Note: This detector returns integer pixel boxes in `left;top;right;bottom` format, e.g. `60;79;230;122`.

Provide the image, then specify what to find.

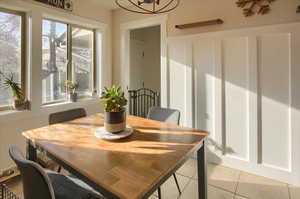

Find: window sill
0;109;30;117
0;97;101;123
41;97;100;109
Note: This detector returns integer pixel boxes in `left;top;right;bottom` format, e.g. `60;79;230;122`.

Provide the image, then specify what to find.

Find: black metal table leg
197;140;207;199
173;173;182;195
158;187;162;199
26;140;37;162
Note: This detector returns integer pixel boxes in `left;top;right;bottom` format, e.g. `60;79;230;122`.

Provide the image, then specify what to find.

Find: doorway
129;26;161;93
120;15;168;107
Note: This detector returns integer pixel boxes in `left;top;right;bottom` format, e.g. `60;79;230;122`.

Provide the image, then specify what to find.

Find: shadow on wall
167;26;299;168
206;138;236;165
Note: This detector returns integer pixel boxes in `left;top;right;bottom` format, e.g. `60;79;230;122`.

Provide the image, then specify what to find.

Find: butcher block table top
23;113;208;199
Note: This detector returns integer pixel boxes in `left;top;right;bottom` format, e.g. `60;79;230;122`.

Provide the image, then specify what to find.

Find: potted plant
0;72;28;110
101;85;127;134
66;80;79;102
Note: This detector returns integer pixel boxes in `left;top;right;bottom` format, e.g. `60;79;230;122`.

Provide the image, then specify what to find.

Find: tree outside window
42;19;95;104
0;11;22;107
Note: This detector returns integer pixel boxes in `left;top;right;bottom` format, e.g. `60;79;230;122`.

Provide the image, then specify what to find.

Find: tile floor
5;158;300;199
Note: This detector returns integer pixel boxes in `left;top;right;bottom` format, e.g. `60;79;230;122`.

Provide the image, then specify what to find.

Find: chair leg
57;166;62;173
173;173;181;195
158;187;162;199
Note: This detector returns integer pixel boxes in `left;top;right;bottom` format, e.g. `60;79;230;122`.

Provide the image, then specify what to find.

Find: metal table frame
26;139;207;199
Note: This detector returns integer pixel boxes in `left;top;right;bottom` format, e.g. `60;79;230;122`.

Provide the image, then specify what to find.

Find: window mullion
21;12;26;99
67;24;72;82
93;31;96;95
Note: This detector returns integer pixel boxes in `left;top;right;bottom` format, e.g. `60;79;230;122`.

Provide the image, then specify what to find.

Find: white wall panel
223;37;250;161
167;22;300;186
168;40;192;126
259;33;291;171
193;39;215;135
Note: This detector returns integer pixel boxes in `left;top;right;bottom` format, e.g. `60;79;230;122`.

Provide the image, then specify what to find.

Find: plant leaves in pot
66;80;79;102
101;85;128;134
0;72;27;110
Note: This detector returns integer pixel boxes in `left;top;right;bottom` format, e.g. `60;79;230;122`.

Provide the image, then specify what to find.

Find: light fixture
115;0;180;14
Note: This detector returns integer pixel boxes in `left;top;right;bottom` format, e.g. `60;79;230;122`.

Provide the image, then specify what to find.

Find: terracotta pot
104;110;126;134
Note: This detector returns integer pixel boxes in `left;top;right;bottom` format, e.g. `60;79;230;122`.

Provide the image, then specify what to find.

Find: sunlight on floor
5;158;299;199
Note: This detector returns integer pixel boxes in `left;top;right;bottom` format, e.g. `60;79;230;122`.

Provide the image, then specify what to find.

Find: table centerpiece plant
101;85;127;134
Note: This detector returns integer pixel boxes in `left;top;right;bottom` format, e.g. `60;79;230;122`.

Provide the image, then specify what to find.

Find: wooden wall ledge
175;19;224;29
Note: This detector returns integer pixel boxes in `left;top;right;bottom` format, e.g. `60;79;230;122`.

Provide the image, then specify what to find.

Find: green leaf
100;85;127;112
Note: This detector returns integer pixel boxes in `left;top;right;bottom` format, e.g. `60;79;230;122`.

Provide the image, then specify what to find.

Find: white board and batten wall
166;22;300;186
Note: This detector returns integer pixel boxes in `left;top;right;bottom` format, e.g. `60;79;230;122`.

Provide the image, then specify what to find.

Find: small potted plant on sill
66;80;79;102
101;85;127;134
0;72;28;110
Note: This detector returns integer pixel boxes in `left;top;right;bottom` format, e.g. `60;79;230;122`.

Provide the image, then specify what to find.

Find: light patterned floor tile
207;164;240;192
154;174;191;199
234;195;248;199
179;179;234;199
148;195;158;199
236;172;289;199
176;158;197;178
288;185;300;199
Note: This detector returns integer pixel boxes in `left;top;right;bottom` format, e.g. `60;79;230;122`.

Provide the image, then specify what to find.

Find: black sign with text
34;0;73;11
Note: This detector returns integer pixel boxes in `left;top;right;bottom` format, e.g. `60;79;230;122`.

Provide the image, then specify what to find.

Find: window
72;27;94;96
42;19;95;104
42;20;68;103
0;9;25;109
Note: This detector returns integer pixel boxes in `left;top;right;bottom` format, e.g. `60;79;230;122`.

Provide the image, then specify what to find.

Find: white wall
130;39;144;90
112;0;300;85
167;22;300;186
0;0;112;172
129;26;161;92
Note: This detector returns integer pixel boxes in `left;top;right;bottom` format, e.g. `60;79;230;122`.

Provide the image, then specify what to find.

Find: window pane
0;11;22;107
42;20;68;103
72;27;94;95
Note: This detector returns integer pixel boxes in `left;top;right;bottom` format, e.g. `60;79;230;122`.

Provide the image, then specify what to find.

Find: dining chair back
128;87;160;118
9;145;55;199
48;108;87;172
49;108;87;125
147;106;180;125
147;107;182;199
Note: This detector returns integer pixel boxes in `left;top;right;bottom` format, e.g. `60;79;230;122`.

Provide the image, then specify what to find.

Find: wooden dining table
22;113;209;199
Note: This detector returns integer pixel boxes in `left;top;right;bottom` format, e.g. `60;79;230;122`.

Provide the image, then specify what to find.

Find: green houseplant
66;80;79;102
101;85;127;133
0;72;28;110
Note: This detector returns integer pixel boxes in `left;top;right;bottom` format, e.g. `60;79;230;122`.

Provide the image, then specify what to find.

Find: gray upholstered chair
49;108;87;125
147;107;181;199
147;107;180;125
37;108;87;172
9;145;104;199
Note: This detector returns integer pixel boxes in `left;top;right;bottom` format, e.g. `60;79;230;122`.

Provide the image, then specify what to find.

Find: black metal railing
128;88;160;118
0;184;20;199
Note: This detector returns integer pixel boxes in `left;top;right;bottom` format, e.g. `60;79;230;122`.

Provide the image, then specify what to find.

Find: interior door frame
120;15;168;107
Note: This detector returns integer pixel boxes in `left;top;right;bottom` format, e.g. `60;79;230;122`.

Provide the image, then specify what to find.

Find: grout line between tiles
234;171;242;194
175;172;196;179
234;192;250;199
208;183;236;195
177;177;193;199
287;184;292;199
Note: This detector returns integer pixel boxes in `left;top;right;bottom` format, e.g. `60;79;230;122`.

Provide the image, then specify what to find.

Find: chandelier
115;0;180;14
